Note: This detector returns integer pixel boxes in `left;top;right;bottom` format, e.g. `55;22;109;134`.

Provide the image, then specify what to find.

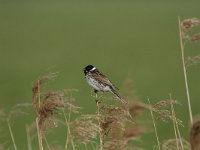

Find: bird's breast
86;76;110;92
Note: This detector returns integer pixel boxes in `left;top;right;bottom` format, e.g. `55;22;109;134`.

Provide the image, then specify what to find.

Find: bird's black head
83;65;96;75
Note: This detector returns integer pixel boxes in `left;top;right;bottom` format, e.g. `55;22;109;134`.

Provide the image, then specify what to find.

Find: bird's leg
94;90;99;104
95;93;99;104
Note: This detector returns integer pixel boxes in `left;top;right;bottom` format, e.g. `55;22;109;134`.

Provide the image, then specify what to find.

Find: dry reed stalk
169;94;184;150
7;119;17;150
169;95;180;150
163;139;191;150
178;16;193;124
63;108;75;150
25;123;37;150
65;89;78;150
44;136;51;150
35;77;43;150
6;103;32;150
152;99;183;127
95;93;103;150
170;101;184;150
102;103;143;150
147;97;161;150
26;124;32;150
36;117;43;150
32;73;79;150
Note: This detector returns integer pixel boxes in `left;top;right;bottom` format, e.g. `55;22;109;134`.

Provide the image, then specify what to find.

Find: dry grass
71;114;100;145
32;73;79;150
1;69;197;150
147;97;161;150
179;16;200;149
6;103;32;150
26;123;36;150
1;17;200;150
146;97;190;150
162;138;191;150
178;16;200;125
100;103;145;150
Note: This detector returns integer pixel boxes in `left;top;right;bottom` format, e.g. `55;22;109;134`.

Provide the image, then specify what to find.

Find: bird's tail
110;89;128;104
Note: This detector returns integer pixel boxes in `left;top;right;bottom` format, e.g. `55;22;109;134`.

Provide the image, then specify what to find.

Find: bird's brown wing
89;69;127;104
89;70;119;90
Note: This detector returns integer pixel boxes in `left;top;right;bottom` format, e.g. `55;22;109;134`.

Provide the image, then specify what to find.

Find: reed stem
178;16;193;124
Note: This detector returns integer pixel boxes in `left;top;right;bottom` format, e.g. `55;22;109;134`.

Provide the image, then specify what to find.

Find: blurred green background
1;0;200;149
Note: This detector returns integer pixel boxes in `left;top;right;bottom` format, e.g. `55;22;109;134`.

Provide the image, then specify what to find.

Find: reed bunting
83;65;127;104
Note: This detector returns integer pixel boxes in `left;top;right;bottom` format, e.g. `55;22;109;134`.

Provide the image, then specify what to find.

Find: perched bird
83;65;127;104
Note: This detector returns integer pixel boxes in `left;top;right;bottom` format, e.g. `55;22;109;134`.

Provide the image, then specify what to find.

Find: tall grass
178;16;193;124
178;16;200;125
1;17;200;150
147;97;161;150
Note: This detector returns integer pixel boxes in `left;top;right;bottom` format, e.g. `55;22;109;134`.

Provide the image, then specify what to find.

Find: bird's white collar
91;67;96;71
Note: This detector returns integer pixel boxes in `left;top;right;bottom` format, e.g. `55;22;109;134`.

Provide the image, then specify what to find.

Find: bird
83;65;127;104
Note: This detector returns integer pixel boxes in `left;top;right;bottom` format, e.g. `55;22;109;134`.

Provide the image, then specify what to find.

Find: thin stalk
178;16;193;124
37;80;41;109
169;94;184;150
95;93;103;150
147;97;161;150
35;79;43;150
169;96;179;150
171;105;184;150
170;95;184;150
176;123;184;150
26;125;32;150
44;136;51;150
63;107;75;150
7;119;18;150
36;117;43;150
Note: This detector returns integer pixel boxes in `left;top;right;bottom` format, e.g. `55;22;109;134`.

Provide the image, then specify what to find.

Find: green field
1;0;200;149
